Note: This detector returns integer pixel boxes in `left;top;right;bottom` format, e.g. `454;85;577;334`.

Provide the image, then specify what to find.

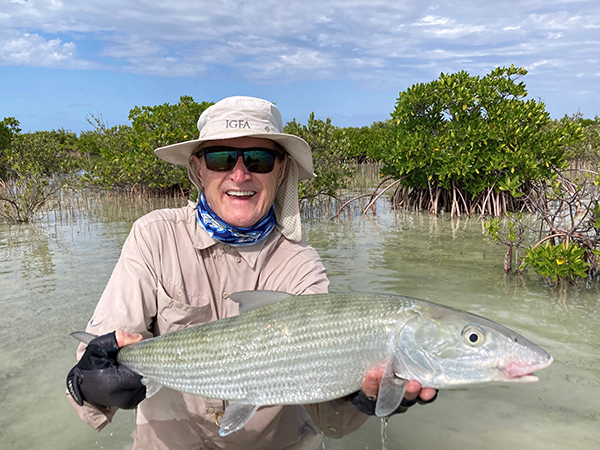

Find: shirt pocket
155;282;213;334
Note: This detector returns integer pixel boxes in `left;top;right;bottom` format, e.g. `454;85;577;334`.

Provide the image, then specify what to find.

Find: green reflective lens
204;150;237;171
203;147;283;173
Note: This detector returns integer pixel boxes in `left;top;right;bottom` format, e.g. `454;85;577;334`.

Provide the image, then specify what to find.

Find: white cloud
526;59;566;72
280;50;327;67
315;15;332;24
411;14;486;39
0;0;598;91
527;12;582;30
527;60;549;71
47;0;64;11
414;15;451;27
100;35;163;60
434;25;486;38
0;32;93;68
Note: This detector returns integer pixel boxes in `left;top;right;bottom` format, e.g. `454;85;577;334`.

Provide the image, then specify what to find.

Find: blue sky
1;0;598;134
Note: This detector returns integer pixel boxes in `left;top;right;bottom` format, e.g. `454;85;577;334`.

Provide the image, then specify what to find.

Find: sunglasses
201;146;285;173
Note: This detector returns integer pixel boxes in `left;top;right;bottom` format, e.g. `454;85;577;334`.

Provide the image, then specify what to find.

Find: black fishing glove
66;331;146;410
348;389;438;416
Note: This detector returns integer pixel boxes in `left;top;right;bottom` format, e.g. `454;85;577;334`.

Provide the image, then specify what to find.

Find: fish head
394;302;553;388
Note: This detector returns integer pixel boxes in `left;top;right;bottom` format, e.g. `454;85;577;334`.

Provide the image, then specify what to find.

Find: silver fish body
116;291;553;435
119;292;412;404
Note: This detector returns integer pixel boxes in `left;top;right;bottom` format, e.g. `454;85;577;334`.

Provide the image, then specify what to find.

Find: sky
1;0;599;134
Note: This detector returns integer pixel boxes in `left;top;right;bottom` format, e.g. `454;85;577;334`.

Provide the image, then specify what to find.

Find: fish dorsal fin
229;290;294;314
218;403;259;436
69;331;98;344
375;354;408;417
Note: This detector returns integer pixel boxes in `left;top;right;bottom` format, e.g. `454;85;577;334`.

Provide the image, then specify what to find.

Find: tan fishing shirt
67;205;368;450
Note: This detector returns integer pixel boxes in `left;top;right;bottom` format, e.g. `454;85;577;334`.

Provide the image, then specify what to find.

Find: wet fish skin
114;291;552;435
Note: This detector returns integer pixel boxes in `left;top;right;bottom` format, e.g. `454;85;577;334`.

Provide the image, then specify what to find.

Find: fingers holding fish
404;380;437;403
361;366;384;399
115;330;144;348
361;367;438;403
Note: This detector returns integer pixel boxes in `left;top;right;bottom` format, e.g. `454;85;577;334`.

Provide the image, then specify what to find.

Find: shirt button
176;288;183;296
203;438;212;446
235;257;241;263
206;406;215;414
211;252;216;258
222;291;229;299
223;245;231;252
328;427;338;433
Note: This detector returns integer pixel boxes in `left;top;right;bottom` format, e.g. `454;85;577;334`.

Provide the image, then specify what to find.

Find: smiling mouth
227;190;256;198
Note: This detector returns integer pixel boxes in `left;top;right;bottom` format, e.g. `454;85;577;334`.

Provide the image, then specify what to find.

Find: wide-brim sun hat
154;96;311;242
155;96;314;181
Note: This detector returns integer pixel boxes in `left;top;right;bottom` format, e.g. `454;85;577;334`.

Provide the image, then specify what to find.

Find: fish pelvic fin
218;403;260;436
69;331;98;344
229;290;295;314
375;354;407;417
142;379;163;398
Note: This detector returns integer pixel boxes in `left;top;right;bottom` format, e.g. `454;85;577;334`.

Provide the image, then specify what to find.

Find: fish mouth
501;356;554;382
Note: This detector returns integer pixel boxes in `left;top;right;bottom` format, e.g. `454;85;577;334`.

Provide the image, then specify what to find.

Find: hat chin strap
187;156;303;242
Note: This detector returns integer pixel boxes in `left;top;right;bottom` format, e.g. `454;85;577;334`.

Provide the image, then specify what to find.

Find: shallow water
0;196;598;449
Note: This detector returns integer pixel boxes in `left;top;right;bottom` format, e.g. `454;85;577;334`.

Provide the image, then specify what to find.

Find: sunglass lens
203;147;281;173
205;150;237;171
244;150;276;173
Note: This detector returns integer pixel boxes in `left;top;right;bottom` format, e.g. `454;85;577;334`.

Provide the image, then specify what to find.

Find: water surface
0;196;597;449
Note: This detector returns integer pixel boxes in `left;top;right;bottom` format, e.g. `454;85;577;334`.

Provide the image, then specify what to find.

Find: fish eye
462;326;485;347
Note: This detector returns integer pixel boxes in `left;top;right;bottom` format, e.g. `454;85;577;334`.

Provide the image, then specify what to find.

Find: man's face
193;137;285;228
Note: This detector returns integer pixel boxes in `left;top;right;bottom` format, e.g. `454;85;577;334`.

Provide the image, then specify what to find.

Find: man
66;96;436;449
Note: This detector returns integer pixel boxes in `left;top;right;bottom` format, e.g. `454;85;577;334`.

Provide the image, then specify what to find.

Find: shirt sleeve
66;217;159;430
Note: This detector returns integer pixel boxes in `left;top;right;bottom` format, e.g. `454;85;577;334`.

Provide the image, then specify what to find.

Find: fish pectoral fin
375;356;408;417
142;379;163;398
229;290;295;313
218;403;259;436
69;331;98;344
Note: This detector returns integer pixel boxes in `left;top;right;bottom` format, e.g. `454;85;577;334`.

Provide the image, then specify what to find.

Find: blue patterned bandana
196;193;276;247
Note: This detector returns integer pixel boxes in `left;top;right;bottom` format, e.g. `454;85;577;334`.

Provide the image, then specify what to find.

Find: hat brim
155;132;314;181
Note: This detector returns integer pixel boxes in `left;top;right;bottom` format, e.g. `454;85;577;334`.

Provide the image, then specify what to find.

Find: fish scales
118;293;416;404
102;290;553;436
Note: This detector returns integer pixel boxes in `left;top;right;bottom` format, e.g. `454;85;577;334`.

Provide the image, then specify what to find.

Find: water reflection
0;194;598;450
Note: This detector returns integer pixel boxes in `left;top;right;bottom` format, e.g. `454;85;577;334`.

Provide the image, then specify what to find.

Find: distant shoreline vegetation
2;66;600;284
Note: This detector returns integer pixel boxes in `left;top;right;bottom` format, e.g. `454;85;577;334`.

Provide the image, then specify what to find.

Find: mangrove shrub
563;115;600;166
81;96;212;194
380;66;583;216
340;120;394;162
0;121;80;222
484;171;600;284
284;113;356;200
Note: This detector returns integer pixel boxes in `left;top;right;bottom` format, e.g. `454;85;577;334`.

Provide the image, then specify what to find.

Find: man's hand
349;366;438;416
67;330;146;410
362;366;437;402
114;330;144;347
